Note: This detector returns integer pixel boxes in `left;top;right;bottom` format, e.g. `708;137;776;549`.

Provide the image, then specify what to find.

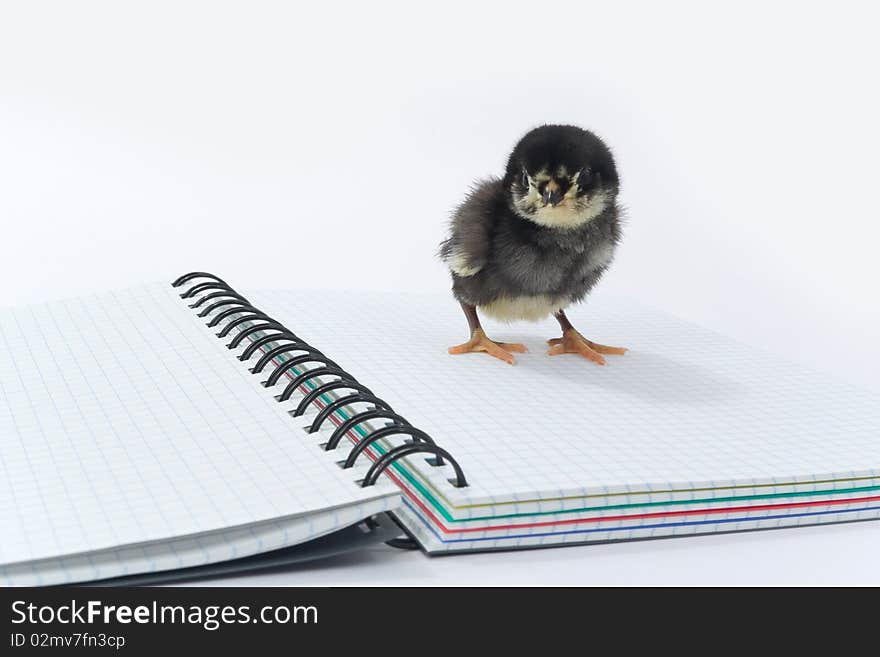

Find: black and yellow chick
439;124;626;365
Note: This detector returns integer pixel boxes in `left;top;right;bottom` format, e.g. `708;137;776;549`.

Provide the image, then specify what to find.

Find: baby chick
439;124;626;365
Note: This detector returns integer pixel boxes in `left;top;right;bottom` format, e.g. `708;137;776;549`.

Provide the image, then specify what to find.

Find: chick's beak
542;181;564;207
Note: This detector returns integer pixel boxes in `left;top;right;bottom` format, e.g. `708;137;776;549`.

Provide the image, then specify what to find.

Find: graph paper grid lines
242;287;880;551
0;283;398;583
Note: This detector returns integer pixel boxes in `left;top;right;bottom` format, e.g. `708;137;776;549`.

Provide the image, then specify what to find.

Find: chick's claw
448;328;527;365
547;329;627;366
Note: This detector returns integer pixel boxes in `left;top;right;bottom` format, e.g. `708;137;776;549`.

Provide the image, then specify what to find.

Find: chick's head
505;125;619;230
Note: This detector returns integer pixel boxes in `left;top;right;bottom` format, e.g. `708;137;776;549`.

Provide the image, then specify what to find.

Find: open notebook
2;272;879;585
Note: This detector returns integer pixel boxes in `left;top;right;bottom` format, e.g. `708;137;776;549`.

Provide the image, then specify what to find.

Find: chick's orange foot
447;328;527;365
546;328;627;366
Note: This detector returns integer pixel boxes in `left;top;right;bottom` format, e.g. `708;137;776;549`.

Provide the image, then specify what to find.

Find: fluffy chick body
440;126;623;323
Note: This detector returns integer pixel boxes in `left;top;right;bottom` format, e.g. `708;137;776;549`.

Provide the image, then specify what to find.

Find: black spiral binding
172;272;468;546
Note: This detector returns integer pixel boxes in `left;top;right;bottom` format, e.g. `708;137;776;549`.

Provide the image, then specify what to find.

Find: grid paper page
244;288;880;508
2;497;395;586
0;283;398;569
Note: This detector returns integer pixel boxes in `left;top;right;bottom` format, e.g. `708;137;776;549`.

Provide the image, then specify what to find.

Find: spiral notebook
2;272;880;585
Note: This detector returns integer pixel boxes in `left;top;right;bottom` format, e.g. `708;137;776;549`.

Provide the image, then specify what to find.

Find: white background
1;1;878;585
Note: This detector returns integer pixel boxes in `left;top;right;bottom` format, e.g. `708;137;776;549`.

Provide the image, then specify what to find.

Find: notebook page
244;288;880;506
2;497;394;586
0;283;398;568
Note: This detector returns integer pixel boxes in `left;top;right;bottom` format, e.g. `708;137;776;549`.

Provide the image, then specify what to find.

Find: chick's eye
577;169;594;188
521;172;530;188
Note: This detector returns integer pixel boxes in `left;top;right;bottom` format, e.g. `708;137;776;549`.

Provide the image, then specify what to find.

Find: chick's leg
448;302;527;365
547;309;627;366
